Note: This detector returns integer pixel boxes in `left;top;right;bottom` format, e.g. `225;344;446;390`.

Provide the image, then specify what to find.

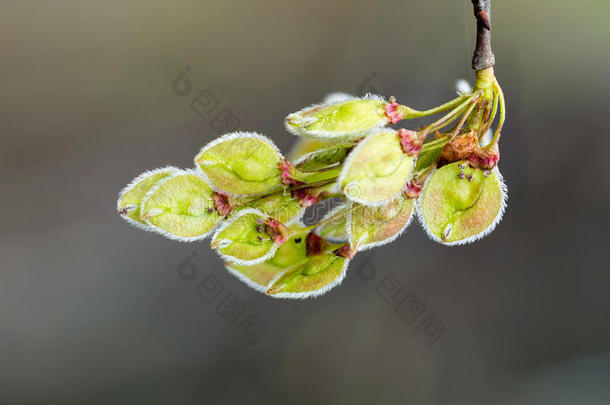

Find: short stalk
399;94;469;119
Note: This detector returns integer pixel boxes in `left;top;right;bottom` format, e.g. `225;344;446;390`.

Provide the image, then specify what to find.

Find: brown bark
471;0;495;70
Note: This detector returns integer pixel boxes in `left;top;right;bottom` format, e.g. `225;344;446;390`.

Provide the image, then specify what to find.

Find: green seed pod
337;129;416;206
211;209;285;265
117;166;178;230
348;196;415;251
314;203;349;243
140;169;221;241
293;142;353;172
243;193;304;225
418;161;507;245
285;95;388;141
266;253;349;298
194;132;283;196
225;235;308;293
286;92;354;161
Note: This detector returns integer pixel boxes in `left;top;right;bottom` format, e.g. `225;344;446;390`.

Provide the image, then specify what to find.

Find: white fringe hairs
416;166;508;246
225;265;269;294
265;258;350;300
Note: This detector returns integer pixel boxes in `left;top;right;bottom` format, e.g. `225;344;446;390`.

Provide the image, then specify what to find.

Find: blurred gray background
1;0;609;404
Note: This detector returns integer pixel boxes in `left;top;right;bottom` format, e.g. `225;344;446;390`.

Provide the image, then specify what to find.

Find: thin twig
471;0;495;70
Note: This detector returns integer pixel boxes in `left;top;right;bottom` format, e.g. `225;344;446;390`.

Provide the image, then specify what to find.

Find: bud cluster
117;68;507;298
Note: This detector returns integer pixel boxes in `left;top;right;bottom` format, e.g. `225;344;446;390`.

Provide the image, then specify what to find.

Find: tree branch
471;0;495;71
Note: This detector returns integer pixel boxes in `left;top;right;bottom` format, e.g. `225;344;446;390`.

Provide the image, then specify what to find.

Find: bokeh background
2;0;609;404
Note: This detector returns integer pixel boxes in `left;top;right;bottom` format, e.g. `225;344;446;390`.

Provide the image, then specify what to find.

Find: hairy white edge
417;166;507;246
210;208;279;266
139;168;217;242
347;198;415;251
268;258;350;299
314;201;350;243
284;94;388;141
117;166;180;232
287;101;354;161
225;265;269;294
193;131;284;198
334;128;416;207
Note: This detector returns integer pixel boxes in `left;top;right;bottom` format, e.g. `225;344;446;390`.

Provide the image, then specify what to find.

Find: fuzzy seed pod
418;161;507;245
211;209;289;265
225;234;308;293
285;95;388;141
117;166;178;230
266;253;349;299
348;196;415;251
336;129;416;206
139;169;221;241
194;132;284;196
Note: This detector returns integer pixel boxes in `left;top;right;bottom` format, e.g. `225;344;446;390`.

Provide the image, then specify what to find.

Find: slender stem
479;90;498;139
401;94;469;119
420;94;478;138
471;0;495;71
487;80;505;147
450;98;479;139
